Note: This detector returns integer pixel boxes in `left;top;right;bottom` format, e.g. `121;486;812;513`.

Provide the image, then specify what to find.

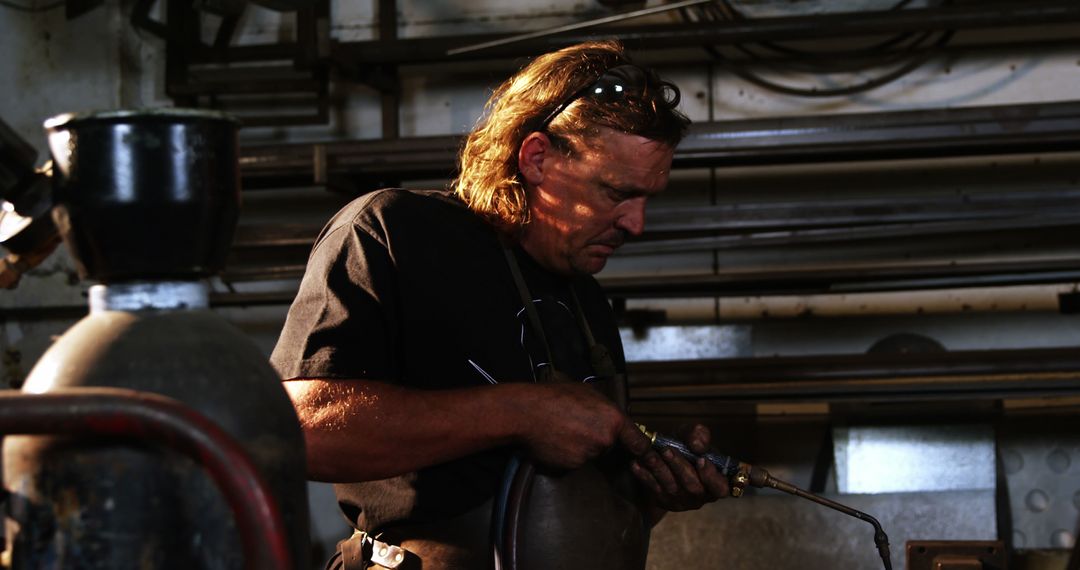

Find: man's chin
572;255;609;275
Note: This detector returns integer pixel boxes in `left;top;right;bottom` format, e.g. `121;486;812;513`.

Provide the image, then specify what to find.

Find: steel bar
644;189;1080;233
678;100;1080;167
446;0;712;56
622;216;1080;255
626;347;1080;403
240;135;460;188
239;100;1080;188
0;388;292;570
601;264;1080;298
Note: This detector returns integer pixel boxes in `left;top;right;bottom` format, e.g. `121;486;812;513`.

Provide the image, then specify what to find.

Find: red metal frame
0;387;293;570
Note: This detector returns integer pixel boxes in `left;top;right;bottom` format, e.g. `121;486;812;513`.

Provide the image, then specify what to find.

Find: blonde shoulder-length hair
452;40;689;232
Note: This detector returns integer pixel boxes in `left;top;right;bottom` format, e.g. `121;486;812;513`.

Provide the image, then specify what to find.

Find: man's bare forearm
285;379;539;482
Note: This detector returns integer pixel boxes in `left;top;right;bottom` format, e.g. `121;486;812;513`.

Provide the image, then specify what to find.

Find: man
271;40;727;570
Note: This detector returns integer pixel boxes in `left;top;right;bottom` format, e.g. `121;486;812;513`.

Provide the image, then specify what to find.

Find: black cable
698;1;944;64
705;0;938;58
733;30;941;74
0;0;64;11
709;30;954;98
688;0;955;97
744;30;925;59
716;0;926;57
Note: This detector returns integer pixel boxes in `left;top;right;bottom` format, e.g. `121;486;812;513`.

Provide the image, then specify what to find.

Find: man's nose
615;197;647;236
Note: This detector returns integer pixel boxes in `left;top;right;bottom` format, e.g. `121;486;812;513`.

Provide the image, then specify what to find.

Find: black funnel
45;109;240;282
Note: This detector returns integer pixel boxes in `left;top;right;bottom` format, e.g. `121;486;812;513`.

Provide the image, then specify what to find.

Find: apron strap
501;245;557;376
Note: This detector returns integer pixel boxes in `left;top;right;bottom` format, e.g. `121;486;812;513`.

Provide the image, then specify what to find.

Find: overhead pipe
626;347;1080;404
626;283;1080;323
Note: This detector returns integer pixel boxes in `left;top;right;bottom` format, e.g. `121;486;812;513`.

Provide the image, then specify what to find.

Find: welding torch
636;423;893;570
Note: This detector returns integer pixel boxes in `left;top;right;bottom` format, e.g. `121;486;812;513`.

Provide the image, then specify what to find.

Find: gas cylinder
2;110;310;569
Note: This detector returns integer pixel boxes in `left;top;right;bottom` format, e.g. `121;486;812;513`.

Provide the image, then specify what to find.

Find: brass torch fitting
636;423;657;444
731;470;750;497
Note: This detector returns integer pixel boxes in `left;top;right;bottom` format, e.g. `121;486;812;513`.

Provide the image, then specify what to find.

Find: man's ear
518;132;551;186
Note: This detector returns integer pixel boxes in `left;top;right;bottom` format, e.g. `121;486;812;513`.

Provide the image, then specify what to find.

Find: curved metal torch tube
761;474;892;570
638;424;892;570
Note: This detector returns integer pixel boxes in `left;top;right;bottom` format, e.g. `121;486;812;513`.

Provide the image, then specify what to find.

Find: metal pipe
601;265;1080;299
774;283;1076;316
0;388;292;570
627;348;1080;404
446;0;713;56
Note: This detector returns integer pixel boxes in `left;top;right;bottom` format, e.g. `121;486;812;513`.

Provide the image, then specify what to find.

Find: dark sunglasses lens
593;66;646;102
592;65;680;107
590;79;628;102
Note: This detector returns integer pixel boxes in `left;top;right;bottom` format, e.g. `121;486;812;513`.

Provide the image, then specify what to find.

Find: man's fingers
630;460;662;496
642;449;680;494
617;419;652;457
682;423;712;455
696;457;729;499
659;447;705;497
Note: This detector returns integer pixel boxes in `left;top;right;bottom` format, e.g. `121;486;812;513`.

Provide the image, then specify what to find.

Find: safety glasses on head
536;64;682;132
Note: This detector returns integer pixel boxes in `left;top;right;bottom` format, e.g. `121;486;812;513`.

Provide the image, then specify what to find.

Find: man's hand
625;423;729;514
515;383;630;469
514;386;729;513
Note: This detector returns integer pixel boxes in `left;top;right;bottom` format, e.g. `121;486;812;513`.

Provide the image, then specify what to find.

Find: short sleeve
269;219;400;382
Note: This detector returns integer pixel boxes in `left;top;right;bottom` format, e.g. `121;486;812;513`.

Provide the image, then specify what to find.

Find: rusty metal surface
0;387;292;570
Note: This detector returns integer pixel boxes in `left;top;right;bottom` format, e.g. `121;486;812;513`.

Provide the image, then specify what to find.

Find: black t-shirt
269;189;626;531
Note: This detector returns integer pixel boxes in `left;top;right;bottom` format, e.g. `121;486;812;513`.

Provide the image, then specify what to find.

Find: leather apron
496;246;649;570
